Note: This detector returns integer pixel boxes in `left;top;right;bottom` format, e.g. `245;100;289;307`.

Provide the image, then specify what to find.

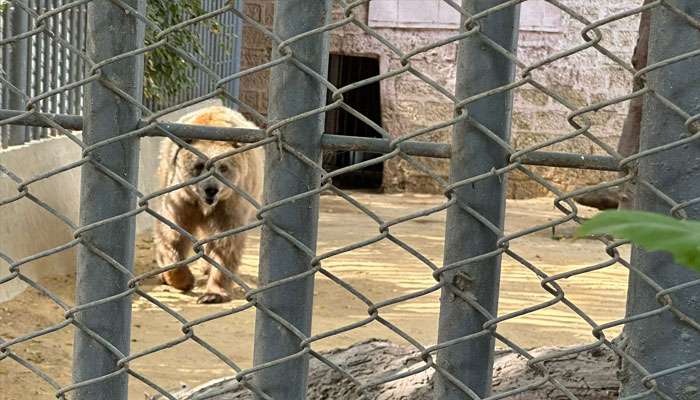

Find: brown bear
154;106;263;303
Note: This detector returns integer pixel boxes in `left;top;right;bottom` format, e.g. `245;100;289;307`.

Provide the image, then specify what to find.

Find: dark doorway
324;54;383;189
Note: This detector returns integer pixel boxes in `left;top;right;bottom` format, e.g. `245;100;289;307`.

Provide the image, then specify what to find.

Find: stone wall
509;0;641;198
237;1;641;198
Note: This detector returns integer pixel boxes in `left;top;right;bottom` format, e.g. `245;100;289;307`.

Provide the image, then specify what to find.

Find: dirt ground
0;192;630;399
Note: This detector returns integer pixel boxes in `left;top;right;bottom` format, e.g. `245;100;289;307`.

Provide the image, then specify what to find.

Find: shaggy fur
154;106;263;303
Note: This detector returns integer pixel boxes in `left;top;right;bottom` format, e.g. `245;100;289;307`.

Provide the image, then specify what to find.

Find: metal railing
1;0;699;399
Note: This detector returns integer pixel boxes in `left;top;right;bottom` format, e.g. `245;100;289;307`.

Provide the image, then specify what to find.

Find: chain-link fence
1;0;699;399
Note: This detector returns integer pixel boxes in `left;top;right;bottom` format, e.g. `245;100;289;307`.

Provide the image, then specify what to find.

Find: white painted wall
0;99;222;302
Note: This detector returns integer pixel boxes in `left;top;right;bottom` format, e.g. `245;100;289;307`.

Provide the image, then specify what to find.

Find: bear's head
173;140;249;209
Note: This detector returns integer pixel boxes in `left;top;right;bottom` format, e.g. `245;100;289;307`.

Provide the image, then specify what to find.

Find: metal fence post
72;0;145;398
8;0;28;145
251;0;330;398
435;1;519;398
620;4;700;399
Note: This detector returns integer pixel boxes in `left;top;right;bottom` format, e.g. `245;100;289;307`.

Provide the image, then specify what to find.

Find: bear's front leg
155;216;195;293
197;233;246;304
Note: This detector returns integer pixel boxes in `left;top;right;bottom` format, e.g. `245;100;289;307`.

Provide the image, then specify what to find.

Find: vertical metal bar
204;0;213;84
229;0;243;108
8;0;29;145
33;0;42;139
40;0;49;138
251;0;330;398
23;0;31;140
620;4;700;399
74;2;85;115
1;11;8;145
59;4;68;114
66;3;74;115
434;1;519;399
49;0;57;113
30;0;42;140
199;6;208;102
201;0;210;104
25;0;36;140
213;3;221;93
56;4;64;113
68;3;78;115
71;0;145;398
42;0;50;120
2;11;7;100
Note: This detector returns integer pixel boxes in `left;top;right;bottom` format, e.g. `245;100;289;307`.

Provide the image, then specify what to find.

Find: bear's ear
171;146;183;166
170;139;194;166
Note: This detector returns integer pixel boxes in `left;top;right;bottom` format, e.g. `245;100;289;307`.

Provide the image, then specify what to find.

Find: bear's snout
203;184;220;204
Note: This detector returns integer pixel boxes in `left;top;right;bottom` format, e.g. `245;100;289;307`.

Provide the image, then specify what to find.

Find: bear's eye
218;164;229;174
193;162;205;174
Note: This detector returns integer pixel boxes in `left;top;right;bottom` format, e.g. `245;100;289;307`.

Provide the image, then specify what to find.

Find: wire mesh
1;0;699;399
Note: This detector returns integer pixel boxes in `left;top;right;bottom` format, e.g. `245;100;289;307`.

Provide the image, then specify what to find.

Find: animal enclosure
1;1;700;400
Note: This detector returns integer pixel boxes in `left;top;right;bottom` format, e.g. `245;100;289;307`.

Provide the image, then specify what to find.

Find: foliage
144;0;231;103
576;210;700;273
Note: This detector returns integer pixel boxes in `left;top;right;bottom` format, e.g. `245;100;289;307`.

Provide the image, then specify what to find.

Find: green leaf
576;210;700;273
143;0;220;102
